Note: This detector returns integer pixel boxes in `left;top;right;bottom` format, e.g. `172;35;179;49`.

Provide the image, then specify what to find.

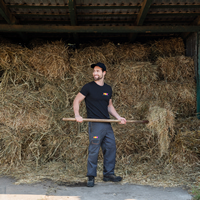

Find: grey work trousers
87;122;116;177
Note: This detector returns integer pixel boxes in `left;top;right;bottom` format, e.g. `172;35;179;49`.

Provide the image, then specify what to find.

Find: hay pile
0;38;199;187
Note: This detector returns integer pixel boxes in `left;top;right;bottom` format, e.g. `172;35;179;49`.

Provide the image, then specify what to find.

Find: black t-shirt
80;81;112;119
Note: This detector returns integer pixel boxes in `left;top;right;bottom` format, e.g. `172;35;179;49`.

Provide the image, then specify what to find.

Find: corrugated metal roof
0;0;200;43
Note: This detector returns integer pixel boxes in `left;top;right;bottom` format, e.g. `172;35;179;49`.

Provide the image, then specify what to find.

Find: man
73;62;126;187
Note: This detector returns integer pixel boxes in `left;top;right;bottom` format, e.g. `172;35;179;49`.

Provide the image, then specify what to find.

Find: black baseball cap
91;62;106;71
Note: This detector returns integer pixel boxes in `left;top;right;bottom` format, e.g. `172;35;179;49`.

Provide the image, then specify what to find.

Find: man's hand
75;115;83;123
118;117;126;124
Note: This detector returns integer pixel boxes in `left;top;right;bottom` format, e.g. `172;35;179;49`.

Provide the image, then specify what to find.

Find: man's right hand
75;115;83;123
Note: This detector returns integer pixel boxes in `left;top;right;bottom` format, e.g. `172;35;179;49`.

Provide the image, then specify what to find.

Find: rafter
182;16;200;39
130;0;153;42
68;0;79;45
68;0;77;26
15;13;200;18
0;0;28;43
135;0;153;26
0;0;16;24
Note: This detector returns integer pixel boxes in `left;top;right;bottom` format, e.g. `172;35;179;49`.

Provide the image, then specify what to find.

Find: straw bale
173;117;200;158
179;130;200;156
0;83;77;167
98;42;120;64
0;43;32;71
107;61;159;111
0;42;36;90
150;37;185;60
0;125;23;166
70;45;111;70
156;56;195;81
121;80;195;120
29;41;70;80
119;61;159;84
117;43;150;62
122;81;195;118
0;84;51;130
69;43;120;90
154;81;196;117
147;104;175;156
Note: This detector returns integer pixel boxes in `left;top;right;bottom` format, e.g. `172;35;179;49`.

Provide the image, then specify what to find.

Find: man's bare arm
108;99;126;124
73;92;85;122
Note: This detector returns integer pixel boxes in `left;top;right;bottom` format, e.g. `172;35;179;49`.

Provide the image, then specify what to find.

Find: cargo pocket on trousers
91;138;100;145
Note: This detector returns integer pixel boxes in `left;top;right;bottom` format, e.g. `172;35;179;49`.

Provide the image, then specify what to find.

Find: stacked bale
0;38;199;187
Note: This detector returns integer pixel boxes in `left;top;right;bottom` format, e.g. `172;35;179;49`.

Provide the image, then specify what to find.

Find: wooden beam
0;25;200;33
68;0;79;44
182;16;200;39
15;13;135;17
136;0;153;26
15;13;199;18
0;0;28;43
0;0;16;24
68;0;77;25
7;5;139;9
130;0;153;42
18;19;191;26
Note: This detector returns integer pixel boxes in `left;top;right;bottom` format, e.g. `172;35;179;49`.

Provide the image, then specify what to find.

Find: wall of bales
0;37;199;187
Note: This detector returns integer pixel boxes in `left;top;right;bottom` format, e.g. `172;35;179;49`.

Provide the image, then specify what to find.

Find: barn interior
0;0;200;188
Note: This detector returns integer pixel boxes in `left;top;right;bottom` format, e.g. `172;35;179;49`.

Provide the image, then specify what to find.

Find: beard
93;75;103;81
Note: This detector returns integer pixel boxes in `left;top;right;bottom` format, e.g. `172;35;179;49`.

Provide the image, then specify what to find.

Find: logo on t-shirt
103;93;108;96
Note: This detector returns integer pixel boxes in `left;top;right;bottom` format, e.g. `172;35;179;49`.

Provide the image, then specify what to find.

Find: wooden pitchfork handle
62;118;149;124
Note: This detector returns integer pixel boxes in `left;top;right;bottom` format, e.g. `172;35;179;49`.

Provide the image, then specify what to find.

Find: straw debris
147;105;175;157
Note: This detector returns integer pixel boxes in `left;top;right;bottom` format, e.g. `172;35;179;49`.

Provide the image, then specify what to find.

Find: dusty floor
0;176;193;200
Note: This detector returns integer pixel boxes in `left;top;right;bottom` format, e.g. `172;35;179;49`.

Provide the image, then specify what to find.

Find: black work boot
87;176;94;187
103;174;122;182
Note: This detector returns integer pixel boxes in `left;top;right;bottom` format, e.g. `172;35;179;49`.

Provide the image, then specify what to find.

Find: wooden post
197;32;200;119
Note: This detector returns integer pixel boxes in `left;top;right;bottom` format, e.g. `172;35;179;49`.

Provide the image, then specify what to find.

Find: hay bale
150;37;185;60
0;84;52;130
156;56;195;81
0;43;32;71
0;125;23;166
174;117;200;157
70;45;111;70
117;43;150;62
98;42;120;64
155;81;196;117
29;40;71;80
120;61;159;84
108;61;159;110
167;117;200;170
0;81;78;168
0;42;37;90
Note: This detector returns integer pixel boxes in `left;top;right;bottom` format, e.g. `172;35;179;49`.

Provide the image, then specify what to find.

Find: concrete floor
0;176;192;200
